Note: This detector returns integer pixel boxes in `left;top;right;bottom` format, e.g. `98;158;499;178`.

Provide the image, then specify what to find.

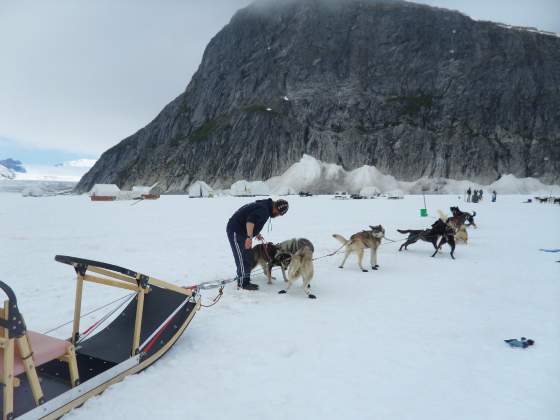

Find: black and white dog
450;206;477;228
251;243;291;284
398;218;456;259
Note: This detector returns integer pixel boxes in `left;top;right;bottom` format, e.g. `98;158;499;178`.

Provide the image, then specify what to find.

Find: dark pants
226;228;252;286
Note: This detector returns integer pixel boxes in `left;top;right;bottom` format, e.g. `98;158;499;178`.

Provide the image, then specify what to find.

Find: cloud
0;0;251;155
0;0;557;157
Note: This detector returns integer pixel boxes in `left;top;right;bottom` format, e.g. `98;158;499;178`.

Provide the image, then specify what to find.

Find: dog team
227;198;477;299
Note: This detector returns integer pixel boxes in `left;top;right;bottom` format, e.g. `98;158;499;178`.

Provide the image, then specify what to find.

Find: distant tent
387;189;404;199
89;184;120;201
230;180;270;196
188;181;214;198
132;186;152;195
359;186;381;198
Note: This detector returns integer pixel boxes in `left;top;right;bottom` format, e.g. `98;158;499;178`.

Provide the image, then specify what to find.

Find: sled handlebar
55;255;194;297
0;281;26;337
55;255;140;279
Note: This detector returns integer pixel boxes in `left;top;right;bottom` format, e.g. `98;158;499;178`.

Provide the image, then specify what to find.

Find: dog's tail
332;234;349;245
288;247;314;282
437;209;448;222
397;229;413;234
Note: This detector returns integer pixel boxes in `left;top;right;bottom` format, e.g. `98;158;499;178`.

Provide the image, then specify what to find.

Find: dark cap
275;199;289;215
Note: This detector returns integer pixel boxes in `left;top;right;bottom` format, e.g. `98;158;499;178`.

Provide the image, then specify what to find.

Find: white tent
132;186;152;195
387;189;405;199
89;184;120;198
230;180;270;196
359;186;381;198
188;181;214;198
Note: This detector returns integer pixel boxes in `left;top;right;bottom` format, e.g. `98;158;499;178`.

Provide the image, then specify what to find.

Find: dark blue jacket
227;198;273;237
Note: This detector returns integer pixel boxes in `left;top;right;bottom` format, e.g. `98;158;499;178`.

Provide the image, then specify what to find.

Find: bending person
226;198;289;290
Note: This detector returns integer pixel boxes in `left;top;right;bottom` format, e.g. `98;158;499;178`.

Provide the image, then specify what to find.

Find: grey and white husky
275;238;316;299
332;225;385;272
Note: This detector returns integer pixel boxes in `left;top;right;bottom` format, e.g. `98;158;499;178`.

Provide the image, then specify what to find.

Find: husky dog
251;242;291;284
332;225;385;272
454;225;468;243
276;238;316;299
398;214;456;259
450;206;477;228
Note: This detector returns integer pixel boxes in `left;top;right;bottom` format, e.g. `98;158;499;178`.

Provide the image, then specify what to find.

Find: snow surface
266;155;560;195
0;193;559;420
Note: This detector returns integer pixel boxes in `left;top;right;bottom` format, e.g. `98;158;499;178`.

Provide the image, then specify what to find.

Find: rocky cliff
76;0;560;192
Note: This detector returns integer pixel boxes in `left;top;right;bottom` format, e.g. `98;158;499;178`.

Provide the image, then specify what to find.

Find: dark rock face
76;0;560;192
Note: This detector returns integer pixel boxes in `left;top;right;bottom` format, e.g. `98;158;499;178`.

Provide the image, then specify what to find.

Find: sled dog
251;242;291;284
332;225;385;272
450;206;477;228
454;225;468;243
398;213;456;259
275;238;316;299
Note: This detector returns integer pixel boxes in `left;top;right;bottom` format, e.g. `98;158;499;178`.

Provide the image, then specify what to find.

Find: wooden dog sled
1;256;200;419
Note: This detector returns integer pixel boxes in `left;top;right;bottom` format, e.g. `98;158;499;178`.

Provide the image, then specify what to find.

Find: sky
0;0;558;164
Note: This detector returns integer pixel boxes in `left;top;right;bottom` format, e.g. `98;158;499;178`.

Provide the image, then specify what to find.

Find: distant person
466;187;472;202
472;190;479;203
226;198;289;290
492;190;497;202
479;189;484;201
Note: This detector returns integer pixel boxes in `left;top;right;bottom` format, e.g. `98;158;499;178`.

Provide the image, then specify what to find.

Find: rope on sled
199;286;224;308
42;292;136;335
77;293;136;343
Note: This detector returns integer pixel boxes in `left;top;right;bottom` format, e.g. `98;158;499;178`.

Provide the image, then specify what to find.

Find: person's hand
244;237;252;250
256;234;264;241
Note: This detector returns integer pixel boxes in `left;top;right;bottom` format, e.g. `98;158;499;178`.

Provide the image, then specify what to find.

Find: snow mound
265;155;560;194
22;184;46;197
267;154;345;194
359;186;381;198
230;180;270;196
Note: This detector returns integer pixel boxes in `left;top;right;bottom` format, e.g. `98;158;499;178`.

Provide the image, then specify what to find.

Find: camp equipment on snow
504;337;534;349
0;256;199;419
420;194;428;217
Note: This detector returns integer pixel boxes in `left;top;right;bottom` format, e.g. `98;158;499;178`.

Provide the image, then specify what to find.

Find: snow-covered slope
266;155;560;195
1;193;558;420
54;159;97;168
15;159;96;182
0;164;15;179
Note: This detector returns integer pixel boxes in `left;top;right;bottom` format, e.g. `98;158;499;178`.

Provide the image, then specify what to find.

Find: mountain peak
76;0;560;193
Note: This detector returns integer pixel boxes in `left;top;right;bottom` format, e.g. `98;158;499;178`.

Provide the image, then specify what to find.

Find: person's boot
240;281;259;291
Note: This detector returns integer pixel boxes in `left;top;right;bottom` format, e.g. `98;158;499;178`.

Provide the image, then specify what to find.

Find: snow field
0;193;558;420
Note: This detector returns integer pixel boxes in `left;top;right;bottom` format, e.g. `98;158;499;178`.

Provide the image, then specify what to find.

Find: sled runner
1;255;200;419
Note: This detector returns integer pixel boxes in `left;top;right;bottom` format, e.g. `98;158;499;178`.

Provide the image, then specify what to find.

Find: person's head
272;199;289;218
